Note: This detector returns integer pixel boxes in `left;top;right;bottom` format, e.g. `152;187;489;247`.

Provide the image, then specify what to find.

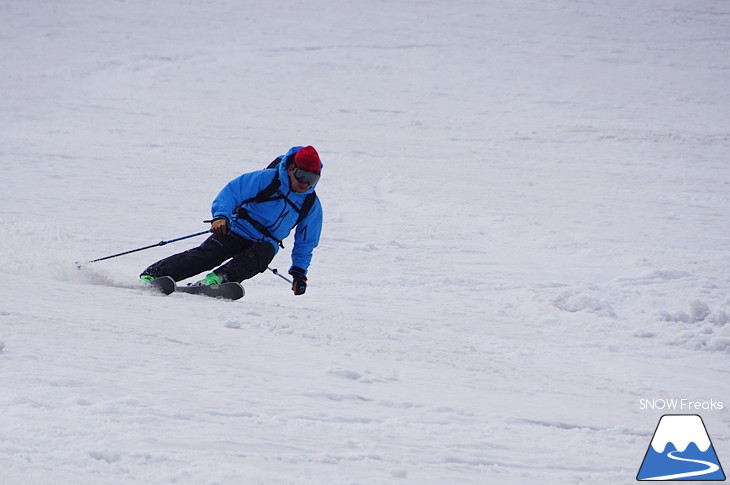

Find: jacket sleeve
290;198;322;275
211;172;265;224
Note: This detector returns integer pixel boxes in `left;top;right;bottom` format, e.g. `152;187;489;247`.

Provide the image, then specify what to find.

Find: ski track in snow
1;0;729;484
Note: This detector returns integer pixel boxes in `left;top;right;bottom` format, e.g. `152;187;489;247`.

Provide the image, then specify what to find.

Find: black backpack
234;157;318;248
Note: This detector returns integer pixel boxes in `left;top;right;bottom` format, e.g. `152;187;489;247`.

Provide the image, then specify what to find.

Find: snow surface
1;1;729;484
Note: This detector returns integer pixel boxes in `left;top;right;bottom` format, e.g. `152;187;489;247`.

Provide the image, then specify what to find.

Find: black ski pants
141;233;275;283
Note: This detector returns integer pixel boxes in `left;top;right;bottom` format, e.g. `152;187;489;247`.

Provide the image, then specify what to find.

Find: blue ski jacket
210;147;323;275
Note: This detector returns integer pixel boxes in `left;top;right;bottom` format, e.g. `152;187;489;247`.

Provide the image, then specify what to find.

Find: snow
1;0;729;483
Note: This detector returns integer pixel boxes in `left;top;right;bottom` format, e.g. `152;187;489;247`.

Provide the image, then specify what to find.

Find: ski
148;275;176;295
176;282;245;300
142;276;243;300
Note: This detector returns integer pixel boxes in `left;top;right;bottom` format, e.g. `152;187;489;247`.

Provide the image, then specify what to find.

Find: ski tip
149;276;176;295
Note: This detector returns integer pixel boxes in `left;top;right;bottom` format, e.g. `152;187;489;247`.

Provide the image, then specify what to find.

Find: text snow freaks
640;399;724;411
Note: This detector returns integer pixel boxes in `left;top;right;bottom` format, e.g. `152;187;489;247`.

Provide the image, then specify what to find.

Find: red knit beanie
293;146;321;173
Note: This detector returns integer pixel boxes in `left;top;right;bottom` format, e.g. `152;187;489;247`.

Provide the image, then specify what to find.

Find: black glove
289;267;307;295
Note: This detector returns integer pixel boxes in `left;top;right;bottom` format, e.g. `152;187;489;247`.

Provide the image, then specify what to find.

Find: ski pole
83;229;212;264
268;267;293;284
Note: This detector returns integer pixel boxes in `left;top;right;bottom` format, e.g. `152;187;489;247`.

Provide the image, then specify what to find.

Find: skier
140;145;323;296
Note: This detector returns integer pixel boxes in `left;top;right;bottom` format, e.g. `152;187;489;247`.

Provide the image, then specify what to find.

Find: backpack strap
247;171;281;204
266;156;283;169
296;192;317;226
240;156;285;204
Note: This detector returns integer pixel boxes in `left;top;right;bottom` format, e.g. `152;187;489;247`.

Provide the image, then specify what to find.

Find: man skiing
140;145;323;296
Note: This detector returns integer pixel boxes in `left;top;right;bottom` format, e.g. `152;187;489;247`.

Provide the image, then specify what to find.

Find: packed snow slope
1;1;729;484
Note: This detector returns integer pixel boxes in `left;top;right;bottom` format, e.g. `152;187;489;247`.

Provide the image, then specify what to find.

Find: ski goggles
293;167;320;186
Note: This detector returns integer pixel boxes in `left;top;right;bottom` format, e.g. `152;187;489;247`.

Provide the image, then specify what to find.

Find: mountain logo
637;414;726;481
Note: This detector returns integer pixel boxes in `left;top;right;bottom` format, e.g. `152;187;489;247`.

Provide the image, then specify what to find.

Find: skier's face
288;165;317;193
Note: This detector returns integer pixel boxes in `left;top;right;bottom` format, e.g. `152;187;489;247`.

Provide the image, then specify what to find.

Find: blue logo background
637;415;725;481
